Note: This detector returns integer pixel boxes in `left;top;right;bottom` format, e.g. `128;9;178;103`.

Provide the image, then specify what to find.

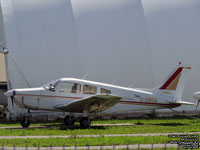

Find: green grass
0;118;199;149
102;149;177;150
92;117;200;125
104;149;177;150
0;136;180;147
0;117;200;136
0;120;61;127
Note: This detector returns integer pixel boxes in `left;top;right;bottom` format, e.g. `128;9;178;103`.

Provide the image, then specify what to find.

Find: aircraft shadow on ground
151;123;188;126
59;124;106;130
24;123;106;130
0;124;106;130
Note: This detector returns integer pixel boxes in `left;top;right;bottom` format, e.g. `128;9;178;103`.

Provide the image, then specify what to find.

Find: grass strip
103;147;177;150
117;147;177;150
0;123;200;136
1;117;199;126
0;136;180;147
0;118;200;136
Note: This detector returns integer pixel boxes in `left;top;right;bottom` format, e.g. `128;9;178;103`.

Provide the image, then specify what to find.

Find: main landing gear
80;117;91;128
64;115;91;128
64;116;75;125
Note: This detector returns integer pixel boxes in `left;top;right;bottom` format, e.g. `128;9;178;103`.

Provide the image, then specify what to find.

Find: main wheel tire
80;117;91;128
64;116;75;125
20;117;30;128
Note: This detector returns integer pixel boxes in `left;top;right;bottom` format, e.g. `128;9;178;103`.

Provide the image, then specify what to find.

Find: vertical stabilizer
153;64;191;101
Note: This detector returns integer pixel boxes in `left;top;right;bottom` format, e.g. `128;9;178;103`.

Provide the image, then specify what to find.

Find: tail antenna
82;67;95;80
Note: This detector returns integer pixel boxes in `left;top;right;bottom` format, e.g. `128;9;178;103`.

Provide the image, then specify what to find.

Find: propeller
10;96;14;107
193;92;200;112
195;100;200;112
169;91;200;121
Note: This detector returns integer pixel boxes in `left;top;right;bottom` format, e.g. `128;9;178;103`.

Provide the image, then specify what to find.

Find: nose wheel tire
64;116;75;125
20;117;30;128
80;117;91;128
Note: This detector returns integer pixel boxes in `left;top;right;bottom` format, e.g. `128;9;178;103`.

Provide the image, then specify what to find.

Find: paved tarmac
0;132;199;139
0;144;179;150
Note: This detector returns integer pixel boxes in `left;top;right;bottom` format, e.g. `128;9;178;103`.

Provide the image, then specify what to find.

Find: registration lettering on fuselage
140;97;157;103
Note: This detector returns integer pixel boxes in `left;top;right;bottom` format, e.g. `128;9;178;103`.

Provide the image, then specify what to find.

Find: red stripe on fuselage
15;94;181;108
159;67;183;90
16;94;81;99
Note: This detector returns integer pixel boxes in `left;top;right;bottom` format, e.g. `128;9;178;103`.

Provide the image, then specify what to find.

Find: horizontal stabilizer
54;94;121;113
169;101;195;105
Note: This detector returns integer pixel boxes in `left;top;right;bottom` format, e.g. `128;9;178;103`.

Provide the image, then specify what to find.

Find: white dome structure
0;0;200;117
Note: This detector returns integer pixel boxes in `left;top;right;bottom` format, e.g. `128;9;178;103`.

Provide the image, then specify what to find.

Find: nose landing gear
20;116;30;128
19;109;31;128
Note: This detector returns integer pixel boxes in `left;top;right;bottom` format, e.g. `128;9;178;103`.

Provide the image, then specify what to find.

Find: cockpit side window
59;82;81;93
83;84;97;94
101;88;111;94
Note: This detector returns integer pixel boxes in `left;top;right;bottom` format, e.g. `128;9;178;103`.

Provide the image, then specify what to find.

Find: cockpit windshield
43;80;60;90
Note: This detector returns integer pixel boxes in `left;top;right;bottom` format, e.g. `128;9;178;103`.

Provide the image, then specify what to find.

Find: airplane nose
193;92;200;100
4;90;15;97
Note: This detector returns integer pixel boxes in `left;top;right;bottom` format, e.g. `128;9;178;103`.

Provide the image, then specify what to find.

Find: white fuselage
9;78;180;114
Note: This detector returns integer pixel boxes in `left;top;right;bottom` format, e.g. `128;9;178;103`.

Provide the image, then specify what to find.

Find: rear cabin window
59;82;81;93
83;84;97;94
101;88;111;94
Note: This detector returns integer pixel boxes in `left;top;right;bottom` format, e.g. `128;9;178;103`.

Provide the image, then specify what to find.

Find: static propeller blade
10;96;14;108
195;100;200;112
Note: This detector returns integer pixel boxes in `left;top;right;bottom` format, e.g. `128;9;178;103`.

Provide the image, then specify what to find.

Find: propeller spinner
4;90;16;108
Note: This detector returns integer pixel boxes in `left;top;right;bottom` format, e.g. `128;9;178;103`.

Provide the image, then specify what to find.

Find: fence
0;143;184;150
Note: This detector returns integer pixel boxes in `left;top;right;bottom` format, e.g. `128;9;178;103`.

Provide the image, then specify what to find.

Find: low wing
54;94;121;113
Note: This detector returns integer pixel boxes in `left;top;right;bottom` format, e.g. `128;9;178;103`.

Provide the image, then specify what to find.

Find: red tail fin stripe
159;67;183;90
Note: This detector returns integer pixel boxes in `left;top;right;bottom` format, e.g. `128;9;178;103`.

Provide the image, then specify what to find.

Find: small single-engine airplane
4;64;194;128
